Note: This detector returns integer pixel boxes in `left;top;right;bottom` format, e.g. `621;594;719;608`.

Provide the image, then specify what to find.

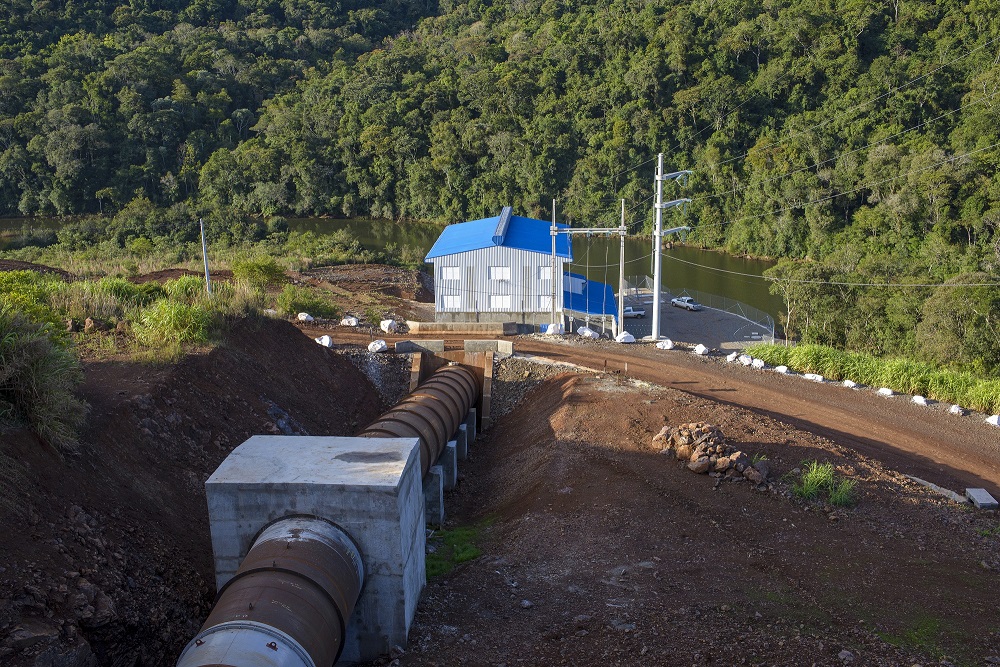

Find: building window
488;266;510;281
489;294;511;310
441;266;460;281
539;294;553;310
442;294;460;309
538;266;552;281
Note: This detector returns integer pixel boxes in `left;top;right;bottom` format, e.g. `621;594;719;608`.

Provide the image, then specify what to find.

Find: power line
664;254;1000;288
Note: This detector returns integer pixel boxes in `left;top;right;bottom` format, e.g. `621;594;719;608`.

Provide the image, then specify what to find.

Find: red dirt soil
376;370;1000;667
0;318;387;666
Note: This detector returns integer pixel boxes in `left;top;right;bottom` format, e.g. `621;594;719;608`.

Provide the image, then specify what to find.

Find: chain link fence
624;276;778;343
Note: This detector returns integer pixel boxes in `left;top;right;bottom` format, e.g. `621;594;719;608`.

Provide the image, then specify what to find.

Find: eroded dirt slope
0;318;387;666
386;371;1000;667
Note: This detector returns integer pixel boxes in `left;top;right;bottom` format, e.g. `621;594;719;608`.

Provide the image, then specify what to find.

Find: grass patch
231;255;287;288
134;300;216;346
0;308;87;451
876;616;946;656
425;524;485;579
276;285;341;319
746;342;1000;414
792;461;857;506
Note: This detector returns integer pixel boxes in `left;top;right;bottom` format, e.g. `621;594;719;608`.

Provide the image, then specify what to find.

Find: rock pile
652;422;770;484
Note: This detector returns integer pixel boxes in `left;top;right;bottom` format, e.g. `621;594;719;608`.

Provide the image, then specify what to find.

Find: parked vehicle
622;306;646;318
670;296;702;311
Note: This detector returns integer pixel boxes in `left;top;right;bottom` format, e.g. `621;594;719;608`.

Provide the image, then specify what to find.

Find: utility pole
550;198;557;329
649;154;692;340
200;218;212;295
618;199;626;337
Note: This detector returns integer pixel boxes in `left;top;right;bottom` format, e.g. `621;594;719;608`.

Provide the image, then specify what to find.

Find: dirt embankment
386;367;1000;667
0;318;388;666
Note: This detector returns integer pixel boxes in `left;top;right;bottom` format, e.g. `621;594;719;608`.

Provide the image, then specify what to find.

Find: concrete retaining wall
407;321;517;335
395;340;446;353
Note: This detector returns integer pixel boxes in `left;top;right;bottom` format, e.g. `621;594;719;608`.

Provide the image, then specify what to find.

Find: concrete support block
205;436;425;663
967;488;999;509
462;339;514;356
395;339;445;353
465;409;477;445
455;424;468;461
439;441;458;491
423;465;445;526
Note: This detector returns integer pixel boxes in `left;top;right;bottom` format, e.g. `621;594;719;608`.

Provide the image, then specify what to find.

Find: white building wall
430;247;567;321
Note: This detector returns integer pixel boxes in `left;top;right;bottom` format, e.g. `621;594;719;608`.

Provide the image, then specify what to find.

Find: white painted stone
986;415;1000;427
726;352;739;362
738;354;753;366
368;339;388;353
803;373;824;382
380;319;399;333
205;436;425;663
774;365;789;374
656;339;674;350
949;404;966;416
615;331;635;344
912;395;928;406
693;344;709;356
577;326;599;339
751;358;766;370
543;323;564;335
842;379;858;389
877;387;894;397
297;312;314;322
314;334;333;347
340;316;359;326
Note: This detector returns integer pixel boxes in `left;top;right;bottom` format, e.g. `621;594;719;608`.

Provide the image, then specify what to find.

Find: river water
0;216;785;320
287;218;786;320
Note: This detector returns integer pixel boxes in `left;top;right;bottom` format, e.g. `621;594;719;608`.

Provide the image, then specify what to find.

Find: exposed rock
688;457;712;474
752;460;771;480
652;426;672;450
6;619;59;650
743;466;764;485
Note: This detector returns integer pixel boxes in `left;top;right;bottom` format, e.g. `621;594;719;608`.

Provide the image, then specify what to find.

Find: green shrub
793;461;857;507
841;351;882;386
164;275;207;303
275;285;340;319
0;270;61;327
793;461;835;500
878;358;935;396
134;300;215;346
962;380;1000;415
828;479;858;507
789;344;844;379
0;308;87;451
746;343;791;367
231;256;286;288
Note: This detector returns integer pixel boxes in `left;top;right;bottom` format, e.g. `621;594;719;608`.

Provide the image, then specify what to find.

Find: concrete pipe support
177;517;364;667
358;364;479;477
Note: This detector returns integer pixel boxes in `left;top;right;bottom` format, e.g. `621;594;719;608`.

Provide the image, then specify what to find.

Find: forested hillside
2;0;1000;368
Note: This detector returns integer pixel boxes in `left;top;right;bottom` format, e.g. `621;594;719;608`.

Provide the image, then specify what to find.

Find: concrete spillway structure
185;362;483;666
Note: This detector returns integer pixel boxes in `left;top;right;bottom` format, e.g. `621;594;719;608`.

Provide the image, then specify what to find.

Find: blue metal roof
564;272;618;317
425;207;573;260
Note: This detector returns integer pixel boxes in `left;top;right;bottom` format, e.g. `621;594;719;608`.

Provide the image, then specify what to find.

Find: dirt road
318;327;1000;495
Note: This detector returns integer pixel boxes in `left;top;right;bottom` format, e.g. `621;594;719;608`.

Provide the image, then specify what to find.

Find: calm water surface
288;218;785;319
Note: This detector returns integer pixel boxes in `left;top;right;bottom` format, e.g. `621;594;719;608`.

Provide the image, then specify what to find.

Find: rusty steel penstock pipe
358;364;479;477
176;517;364;667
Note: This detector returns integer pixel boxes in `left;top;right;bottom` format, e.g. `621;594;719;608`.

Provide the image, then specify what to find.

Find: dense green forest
2;0;999;370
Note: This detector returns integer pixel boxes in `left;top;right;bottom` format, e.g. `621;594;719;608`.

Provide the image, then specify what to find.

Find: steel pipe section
177;517;364;667
358;364;479;477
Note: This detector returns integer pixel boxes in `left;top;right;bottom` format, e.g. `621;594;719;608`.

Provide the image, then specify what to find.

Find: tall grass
276;285;340;319
134;300;216;346
747;343;1000;414
0;308;87;451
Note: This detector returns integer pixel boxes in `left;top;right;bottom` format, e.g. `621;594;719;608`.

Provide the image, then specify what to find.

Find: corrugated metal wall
430;247;567;317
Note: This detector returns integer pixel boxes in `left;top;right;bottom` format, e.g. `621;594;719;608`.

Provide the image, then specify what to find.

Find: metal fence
624;276;778;343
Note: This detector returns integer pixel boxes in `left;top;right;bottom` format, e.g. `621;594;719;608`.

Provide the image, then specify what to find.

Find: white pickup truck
622;306;646;318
